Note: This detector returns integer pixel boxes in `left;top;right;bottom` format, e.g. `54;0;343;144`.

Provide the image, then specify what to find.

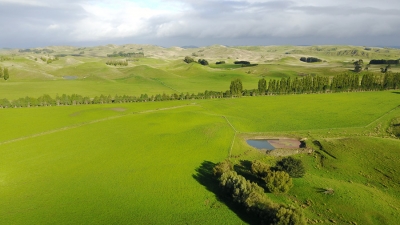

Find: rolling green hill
0;44;399;224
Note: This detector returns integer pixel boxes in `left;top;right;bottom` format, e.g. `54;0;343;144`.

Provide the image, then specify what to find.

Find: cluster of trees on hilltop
184;57;256;67
183;56;209;66
36;56;59;64
213;158;306;224
107;52;144;58
106;60;128;66
300;57;322;63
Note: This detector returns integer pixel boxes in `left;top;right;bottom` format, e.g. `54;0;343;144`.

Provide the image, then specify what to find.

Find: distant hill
181;45;199;49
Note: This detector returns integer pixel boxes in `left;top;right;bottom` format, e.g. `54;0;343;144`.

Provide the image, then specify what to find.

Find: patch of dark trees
300;57;322;63
234;61;251;65
202;157;307;225
216;61;226;64
198;59;209;65
234;61;258;67
107;52;144;58
369;59;399;65
18;48;54;54
106;60;128;66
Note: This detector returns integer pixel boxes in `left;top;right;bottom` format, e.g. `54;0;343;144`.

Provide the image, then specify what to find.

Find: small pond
63;76;78;80
246;139;276;150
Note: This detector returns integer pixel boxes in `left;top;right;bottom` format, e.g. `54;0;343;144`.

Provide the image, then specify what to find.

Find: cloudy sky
1;0;400;48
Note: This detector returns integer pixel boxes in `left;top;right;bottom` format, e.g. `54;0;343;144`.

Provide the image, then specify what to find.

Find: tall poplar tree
258;78;266;95
3;67;9;80
230;79;243;97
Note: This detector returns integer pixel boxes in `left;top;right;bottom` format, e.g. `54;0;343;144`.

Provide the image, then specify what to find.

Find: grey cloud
1;0;400;48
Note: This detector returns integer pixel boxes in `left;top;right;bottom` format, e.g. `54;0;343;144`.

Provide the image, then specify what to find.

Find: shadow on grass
392;92;400;94
192;161;258;225
314;187;335;195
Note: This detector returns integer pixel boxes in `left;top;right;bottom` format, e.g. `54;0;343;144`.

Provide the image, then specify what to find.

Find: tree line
107;52;144;58
106;60;129;66
369;59;399;65
0;66;9;81
1;72;399;108
256;72;399;95
0;91;229;108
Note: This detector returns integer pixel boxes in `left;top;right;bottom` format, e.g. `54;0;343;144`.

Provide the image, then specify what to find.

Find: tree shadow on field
192;161;258;225
391;92;400;94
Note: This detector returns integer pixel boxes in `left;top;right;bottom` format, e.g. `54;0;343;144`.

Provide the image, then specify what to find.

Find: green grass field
0;45;399;224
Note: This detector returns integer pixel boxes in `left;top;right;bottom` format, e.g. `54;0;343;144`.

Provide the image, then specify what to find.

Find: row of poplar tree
255;72;400;96
0;66;10;81
0;72;399;108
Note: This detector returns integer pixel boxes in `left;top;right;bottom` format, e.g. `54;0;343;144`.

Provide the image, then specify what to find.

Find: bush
276;157;305;178
184;56;195;63
273;205;306;225
213;160;233;177
264;171;293;193
216;61;225;64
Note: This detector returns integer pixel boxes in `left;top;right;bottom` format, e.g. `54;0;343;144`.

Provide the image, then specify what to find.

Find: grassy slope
201;91;400;132
0;104;241;224
0;91;399;224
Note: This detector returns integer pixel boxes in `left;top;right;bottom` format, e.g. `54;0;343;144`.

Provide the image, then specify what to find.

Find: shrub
198;59;209;65
273;204;306;225
184;56;195;63
264;171;293;193
213;160;233;177
276;157;305;178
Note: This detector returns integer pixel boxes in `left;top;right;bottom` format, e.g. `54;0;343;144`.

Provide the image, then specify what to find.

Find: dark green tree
258;78;267;95
276;157;305;178
198;59;209;65
354;59;363;72
264;170;293;193
3;68;9;80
